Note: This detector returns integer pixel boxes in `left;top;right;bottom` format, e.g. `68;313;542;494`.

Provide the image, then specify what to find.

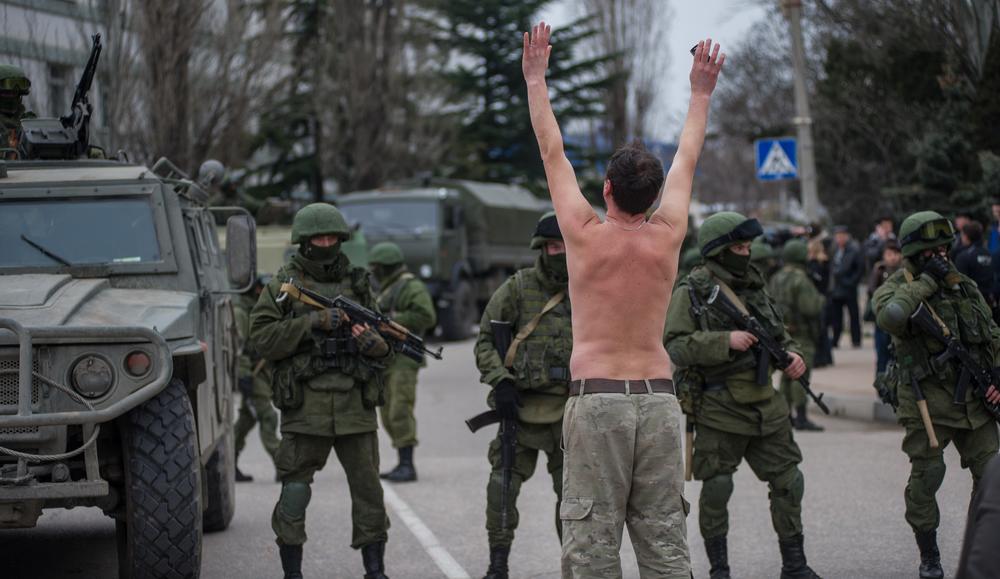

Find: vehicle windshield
340;200;438;235
0;197;161;268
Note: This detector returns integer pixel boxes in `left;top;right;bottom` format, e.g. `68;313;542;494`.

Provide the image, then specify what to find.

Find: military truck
339;179;551;340
0;156;253;578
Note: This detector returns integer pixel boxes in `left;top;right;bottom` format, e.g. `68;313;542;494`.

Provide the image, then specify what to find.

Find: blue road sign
755;138;798;181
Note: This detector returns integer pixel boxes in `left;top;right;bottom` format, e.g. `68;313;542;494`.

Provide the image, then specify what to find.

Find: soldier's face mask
0;95;22;115
302;241;341;263
541;251;568;282
718;247;752;276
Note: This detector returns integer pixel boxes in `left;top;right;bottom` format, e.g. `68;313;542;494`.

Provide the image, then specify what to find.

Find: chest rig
508;268;572;394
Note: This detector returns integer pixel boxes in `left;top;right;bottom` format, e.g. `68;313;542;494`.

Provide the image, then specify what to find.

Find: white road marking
381;482;471;579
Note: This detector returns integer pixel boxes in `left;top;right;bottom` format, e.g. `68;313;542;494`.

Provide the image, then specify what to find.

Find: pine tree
431;0;614;186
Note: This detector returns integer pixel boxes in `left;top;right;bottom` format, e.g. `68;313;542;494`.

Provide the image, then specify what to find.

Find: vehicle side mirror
226;214;257;290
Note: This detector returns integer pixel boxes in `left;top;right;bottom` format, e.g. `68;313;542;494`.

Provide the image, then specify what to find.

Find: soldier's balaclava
534;213;567;283
301;238;341;264
718;246;752;276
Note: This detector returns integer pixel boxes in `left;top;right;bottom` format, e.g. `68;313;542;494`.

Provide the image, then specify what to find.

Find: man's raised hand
690;38;725;97
522;22;552;85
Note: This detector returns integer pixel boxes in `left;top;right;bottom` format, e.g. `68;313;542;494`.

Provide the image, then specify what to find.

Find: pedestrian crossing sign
755;138;798;181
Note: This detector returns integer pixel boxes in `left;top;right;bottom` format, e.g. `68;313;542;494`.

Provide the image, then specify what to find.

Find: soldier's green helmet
697;211;764;257
530;211;563;249
0;64;31;96
750;238;775;262
198;159;225;187
899;211;954;258
782;239;809;265
291;203;351;244
369;242;405;266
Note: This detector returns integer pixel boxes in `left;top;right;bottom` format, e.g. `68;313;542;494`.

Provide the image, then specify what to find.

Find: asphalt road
0;338;981;578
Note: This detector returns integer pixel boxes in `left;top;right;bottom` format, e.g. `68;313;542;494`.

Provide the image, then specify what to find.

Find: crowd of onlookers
759;205;1000;379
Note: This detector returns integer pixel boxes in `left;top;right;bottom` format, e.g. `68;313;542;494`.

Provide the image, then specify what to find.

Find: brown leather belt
568;378;675;396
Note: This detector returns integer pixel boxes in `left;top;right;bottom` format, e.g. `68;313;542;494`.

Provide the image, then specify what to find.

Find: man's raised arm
652;39;725;236
523;23;596;235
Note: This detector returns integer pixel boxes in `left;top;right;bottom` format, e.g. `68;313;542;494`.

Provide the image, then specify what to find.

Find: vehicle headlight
71;355;114;398
419;264;433;279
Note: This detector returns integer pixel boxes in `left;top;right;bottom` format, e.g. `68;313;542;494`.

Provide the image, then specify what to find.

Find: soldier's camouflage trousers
272;431;389;549
486;420;563;548
560;392;690;579
234;390;280;462
693;421;804;540
902;421;999;532
379;365;419;448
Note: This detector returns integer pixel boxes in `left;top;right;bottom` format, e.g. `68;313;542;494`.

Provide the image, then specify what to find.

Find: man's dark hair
963;221;984;245
605;140;664;215
884;239;901;253
957;211;975;220
876;215;893;226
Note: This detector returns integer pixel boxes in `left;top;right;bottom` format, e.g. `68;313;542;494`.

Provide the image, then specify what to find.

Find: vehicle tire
439;279;476;340
201;422;235;532
116;378;202;579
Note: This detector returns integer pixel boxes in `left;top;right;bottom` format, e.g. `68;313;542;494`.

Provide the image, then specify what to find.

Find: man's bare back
522;22;725;381
568;219;678;379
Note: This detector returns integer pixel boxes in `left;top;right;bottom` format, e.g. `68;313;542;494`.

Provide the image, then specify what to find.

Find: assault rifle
909;303;1000;420
706;284;831;415
465;320;517;531
18;34;102;160
277;281;443;364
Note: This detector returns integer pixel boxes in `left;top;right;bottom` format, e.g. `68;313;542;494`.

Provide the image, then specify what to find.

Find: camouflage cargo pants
560;391;690;579
902;421;999;532
378;365;418;448
692;422;804;540
234;387;280;462
272;431;389;549
486;420;563;548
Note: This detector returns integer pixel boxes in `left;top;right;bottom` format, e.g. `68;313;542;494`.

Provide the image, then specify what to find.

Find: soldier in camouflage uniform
369;242;437;483
0;64;33;156
250;203;393;579
664;212;820;579
751;237;781;280
769;239;826;431
677;247;703;286
872;211;1000;579
233;274;281;481
474;212;571;579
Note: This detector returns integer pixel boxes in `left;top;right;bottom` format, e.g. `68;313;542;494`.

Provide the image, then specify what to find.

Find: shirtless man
522;23;725;578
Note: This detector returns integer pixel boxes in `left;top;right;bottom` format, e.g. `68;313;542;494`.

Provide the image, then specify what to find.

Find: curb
822;392;897;424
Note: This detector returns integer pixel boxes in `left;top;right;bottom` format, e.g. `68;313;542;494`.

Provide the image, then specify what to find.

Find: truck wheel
116;378;202;579
440;280;476;340
202;422;235;532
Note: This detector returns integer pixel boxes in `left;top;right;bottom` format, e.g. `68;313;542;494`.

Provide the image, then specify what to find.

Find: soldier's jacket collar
290;251;350;283
703;259;765;290
378;266;409;289
534;256;567;293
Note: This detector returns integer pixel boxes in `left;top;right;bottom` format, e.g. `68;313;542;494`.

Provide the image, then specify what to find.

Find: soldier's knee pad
279;482;312;519
701;474;734;504
769;468;804;502
910;458;946;495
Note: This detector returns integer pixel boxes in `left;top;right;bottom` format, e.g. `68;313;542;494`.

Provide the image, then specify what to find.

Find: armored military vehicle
0;156;253;578
339;179;551;340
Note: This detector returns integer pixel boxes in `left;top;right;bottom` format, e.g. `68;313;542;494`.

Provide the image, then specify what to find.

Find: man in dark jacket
827;226;864;348
955;222;994;305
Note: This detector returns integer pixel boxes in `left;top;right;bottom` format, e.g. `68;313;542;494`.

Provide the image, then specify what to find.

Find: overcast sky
539;0;770;140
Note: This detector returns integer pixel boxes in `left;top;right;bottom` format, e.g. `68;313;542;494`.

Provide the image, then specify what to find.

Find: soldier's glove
494;379;522;421
310;307;345;331
355;326;390;358
921;255;951;283
237;376;253;398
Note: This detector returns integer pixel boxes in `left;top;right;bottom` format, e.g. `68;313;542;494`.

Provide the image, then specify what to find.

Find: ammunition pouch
272;363;305;411
321;336;359;369
673;368;704;415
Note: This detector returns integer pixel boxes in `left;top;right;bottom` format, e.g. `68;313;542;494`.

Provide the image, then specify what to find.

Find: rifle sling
710;275;752;317
504;290;566;368
902;270;951;338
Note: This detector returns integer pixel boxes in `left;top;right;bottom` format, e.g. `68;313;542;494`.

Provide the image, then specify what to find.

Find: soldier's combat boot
778;534;821;579
483;545;510;579
380;446;417;482
235;466;253;482
362;541;389;579
914;530;944;579
794;406;824;432
278;543;303;579
704;535;731;579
